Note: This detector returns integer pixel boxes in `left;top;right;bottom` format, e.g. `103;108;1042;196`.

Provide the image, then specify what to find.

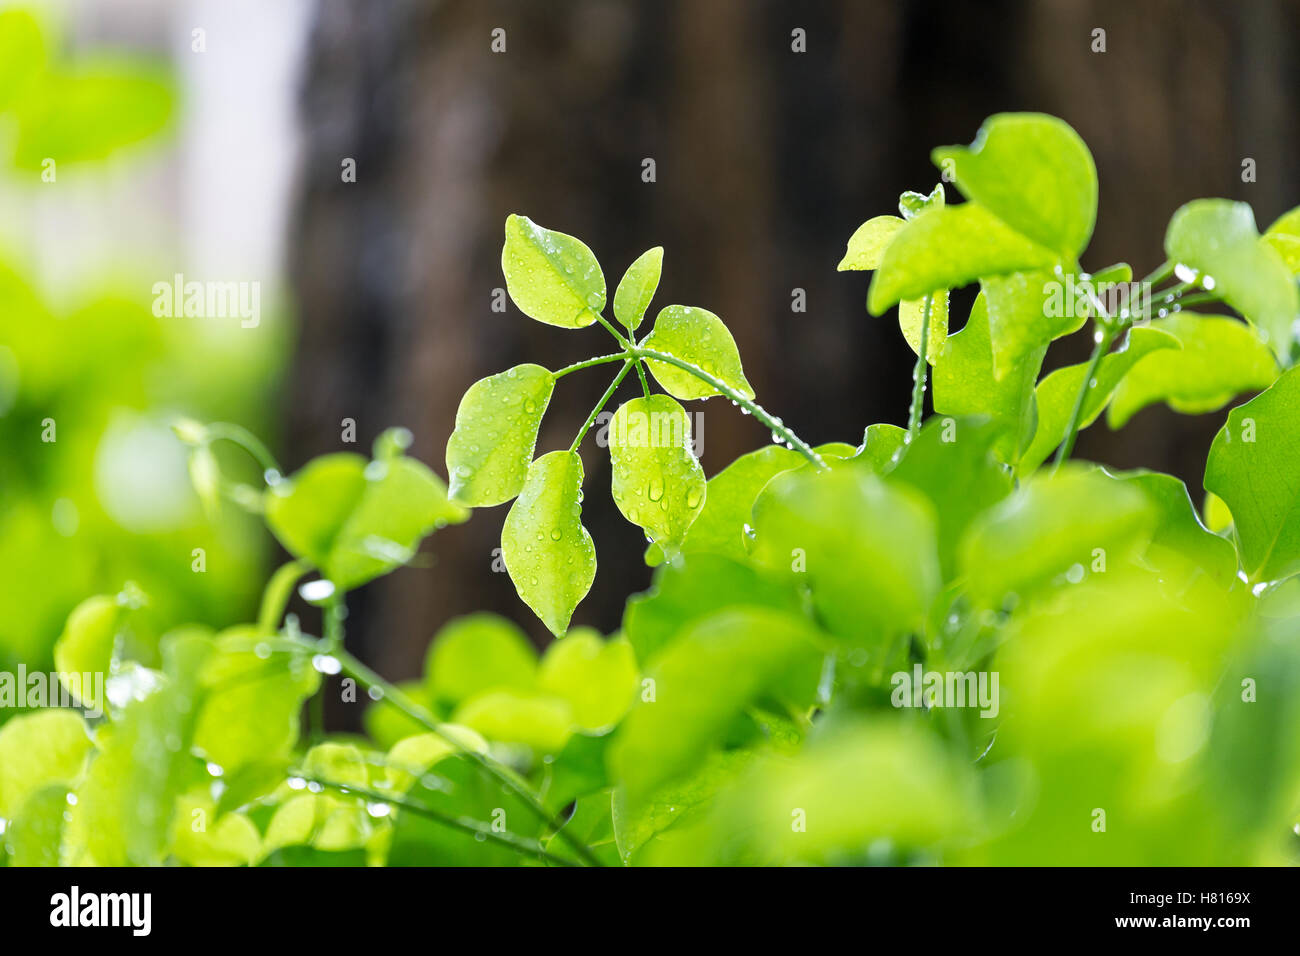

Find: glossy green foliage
266;447;468;591
446;364;554;506
933;112;1098;260
501;215;605;328
613;247;663;332
502;451;597;636
608;395;706;551
1019;326;1181;473
640;306;754;400
1107;314;1278;427
1205;366;1300;582
1165;200;1298;360
15;113;1300;869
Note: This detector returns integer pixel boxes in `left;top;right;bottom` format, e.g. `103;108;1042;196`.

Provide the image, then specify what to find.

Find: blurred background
3;0;1299;729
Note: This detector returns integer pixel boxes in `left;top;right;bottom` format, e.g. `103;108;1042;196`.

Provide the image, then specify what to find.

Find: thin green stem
257;560;307;635
553;351;632;379
596;315;633;349
321;643;602;867
1139;260;1174;288
206;422;282;477
632;346;828;471
634;357;652;399
1051;325;1114;472
570;361;633;453
906;294;933;440
299;775;578;867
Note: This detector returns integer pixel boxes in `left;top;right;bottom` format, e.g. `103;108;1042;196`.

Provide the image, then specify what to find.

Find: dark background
280;0;1300;697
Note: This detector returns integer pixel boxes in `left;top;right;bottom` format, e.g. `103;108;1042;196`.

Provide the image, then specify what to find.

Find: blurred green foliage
0;8;284;678
3;103;1300;869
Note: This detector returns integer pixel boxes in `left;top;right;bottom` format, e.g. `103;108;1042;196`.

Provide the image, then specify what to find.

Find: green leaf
5;785;70;867
265;454;368;568
327;456;468;590
1164;199;1299;360
500;214;605;329
446;364;555;507
63;633;212;866
1204;365;1300;582
658;445;804;562
958;466;1156;606
502;451;597;636
611;750;755;864
1105;468;1238;586
613;247;663;332
608;607;824;805
854;423;909;471
837;215;904;271
932;293;1042;462
982;269;1086;380
1107;314;1280;428
0;710;91;818
1020;326;1181;473
169;790;262;866
640;306;754;400
899;290;949;364
53;594;120;712
546;789;621;866
751;464;941;645
424;613;537;708
933;112;1098;259
538;629;639;731
608;395;706;550
1263;205;1300;274
13;61;175;168
453;689;574;753
624;553;803;666
193;627;321;772
266;452;468;590
884;417;1015;578
388;755;541;866
868;202;1058;314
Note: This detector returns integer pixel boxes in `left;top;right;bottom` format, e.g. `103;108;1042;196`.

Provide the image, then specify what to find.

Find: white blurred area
3;0;313;301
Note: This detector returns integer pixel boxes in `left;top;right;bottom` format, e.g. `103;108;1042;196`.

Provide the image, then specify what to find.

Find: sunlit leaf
933;112;1098;259
446;364;555;507
1164;199;1298;360
1204;365;1300;583
424;613;537;708
501;451;597;636
613;247;663;332
501;214;605;329
608;395;706;550
1107;314;1279;428
1020;326;1181;473
640;306;754;400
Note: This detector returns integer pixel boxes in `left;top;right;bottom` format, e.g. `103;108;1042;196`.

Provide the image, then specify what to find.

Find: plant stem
569;361;633;452
907;294;933;440
321;643;602;867
634;357;652;398
206;422;282;477
299;775;579;867
632;346;828;471
595;315;633;349
257;560;307;635
553;351;631;379
1051;325;1114;472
